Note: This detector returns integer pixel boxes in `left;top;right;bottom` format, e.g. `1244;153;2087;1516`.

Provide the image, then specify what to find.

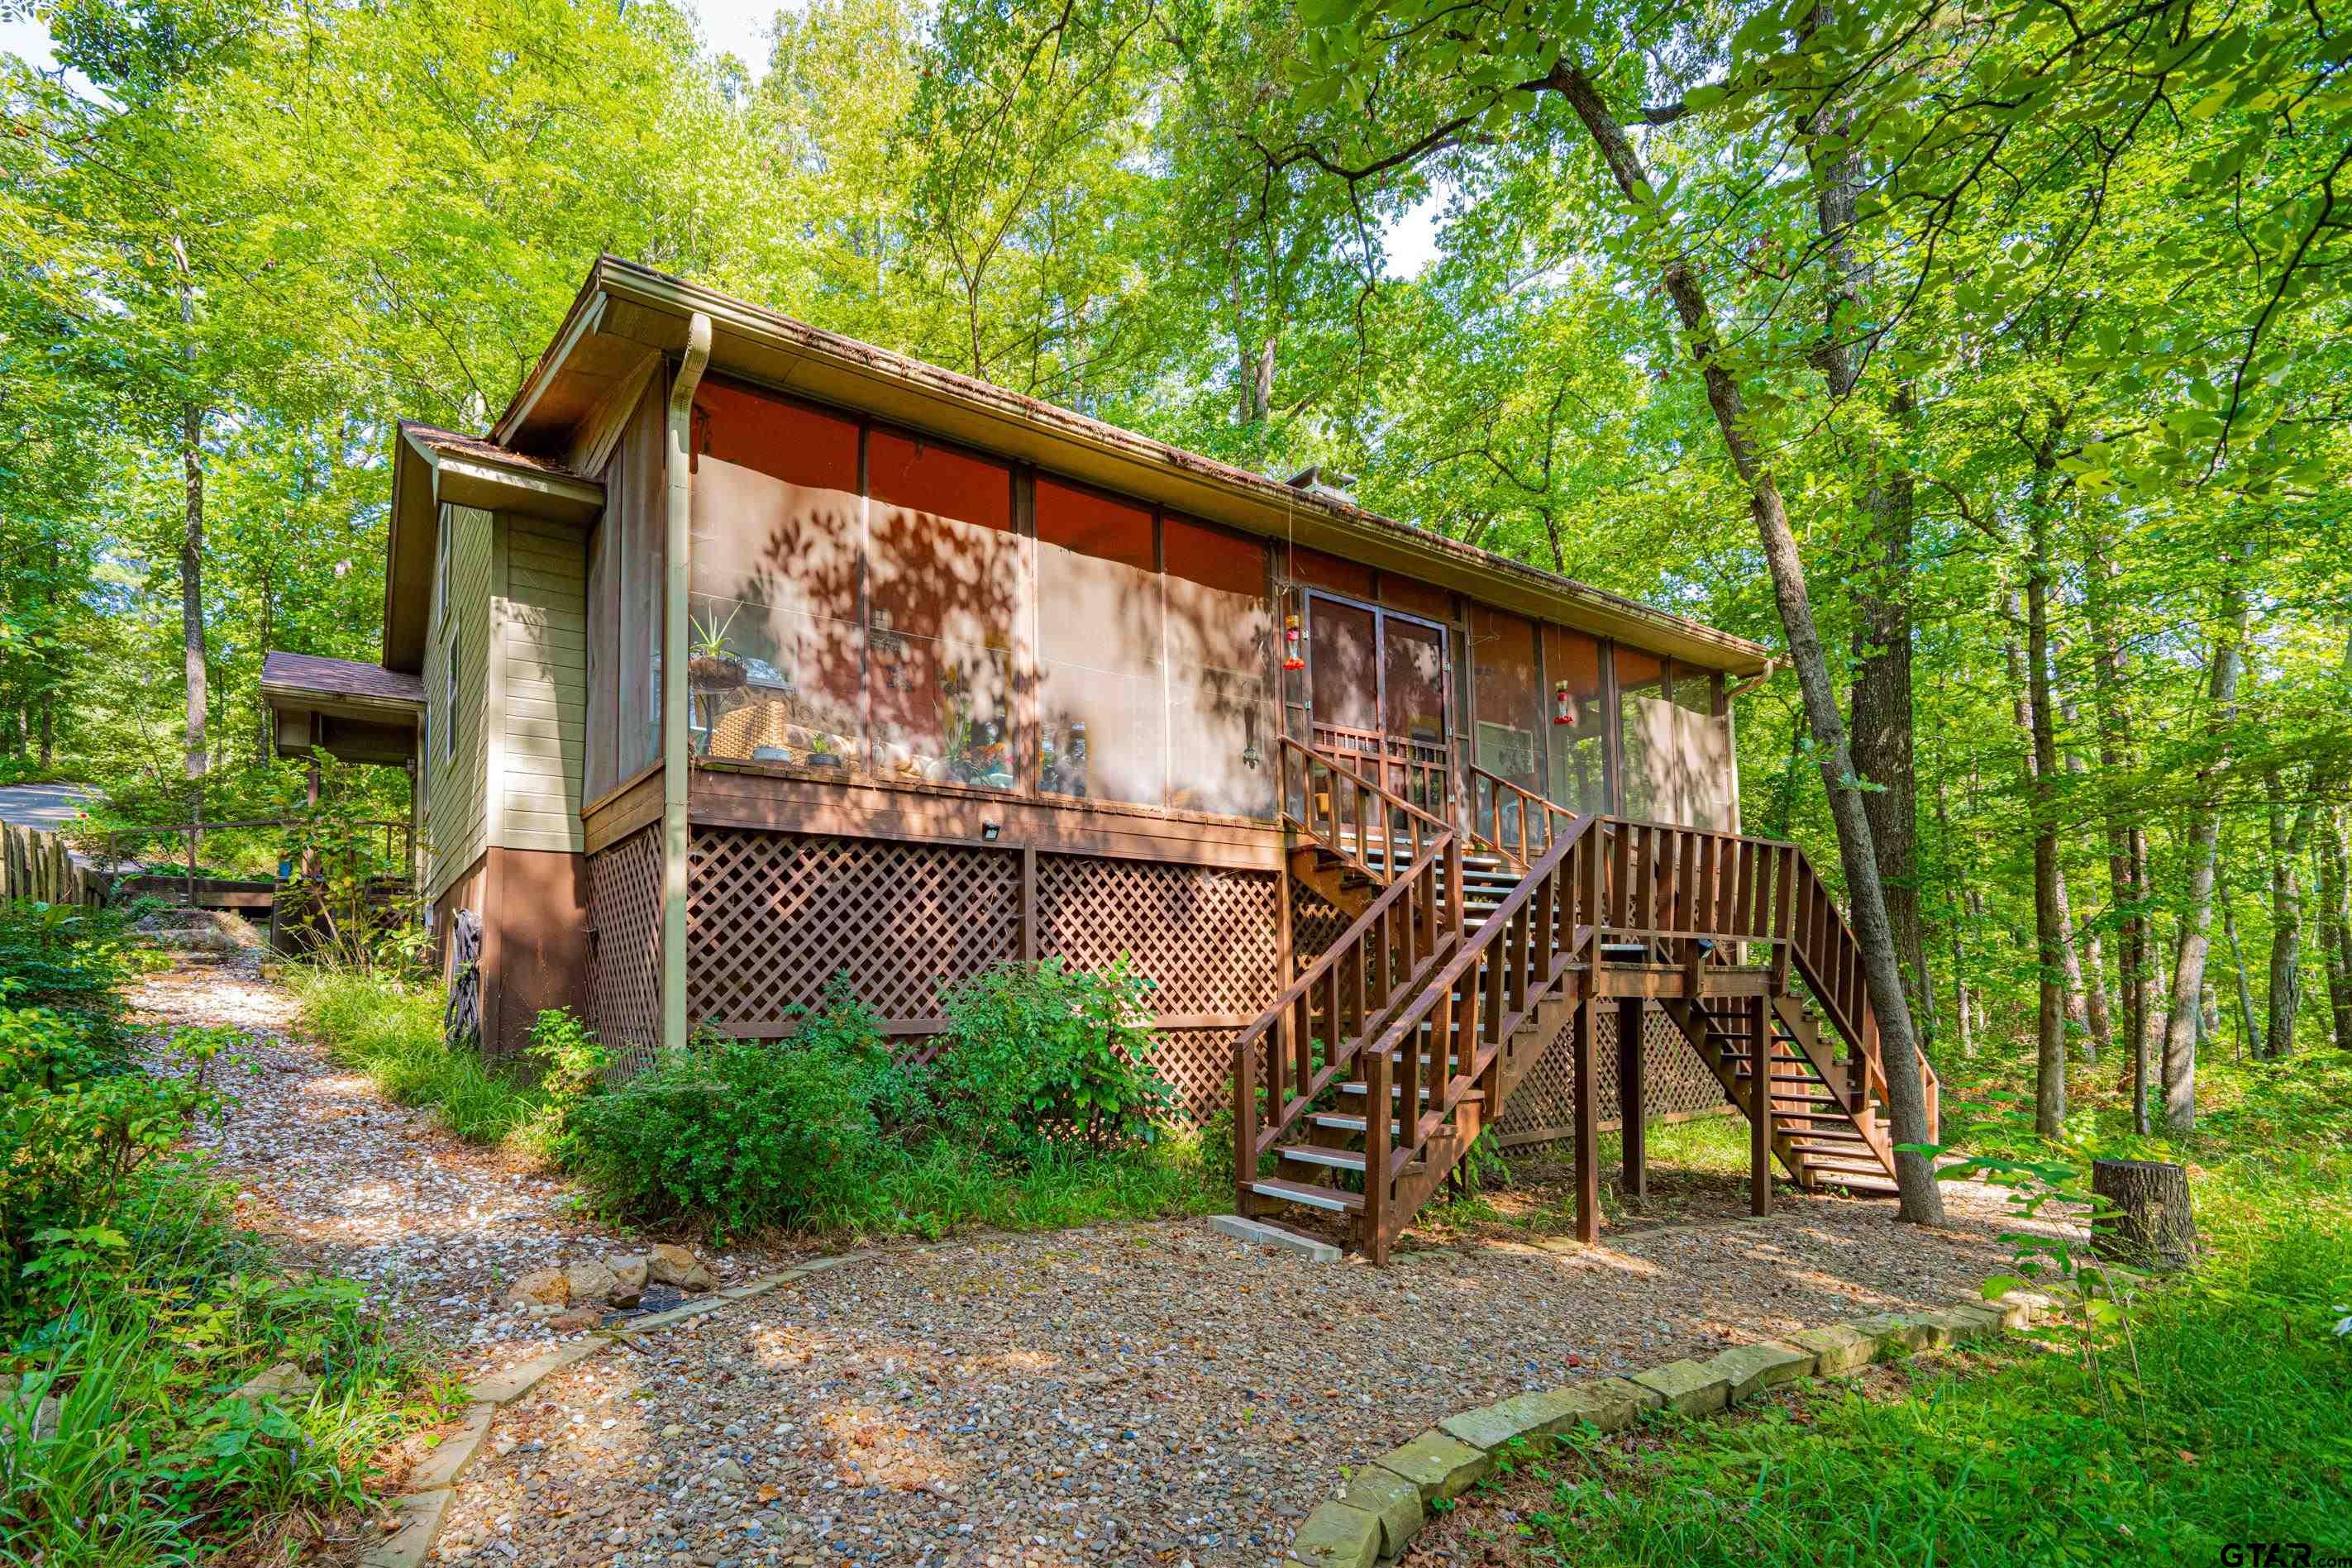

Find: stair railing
1232;831;1458;1208
1359;816;1601;1242
1463;763;1582;868
1278;736;1453;898
1594;817;1939;1139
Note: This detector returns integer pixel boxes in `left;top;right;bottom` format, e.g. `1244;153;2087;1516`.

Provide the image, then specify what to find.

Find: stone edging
357;1252;869;1568
1281;1288;2068;1568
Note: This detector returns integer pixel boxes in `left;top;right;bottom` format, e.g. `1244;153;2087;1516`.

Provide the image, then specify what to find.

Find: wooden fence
0;819;102;906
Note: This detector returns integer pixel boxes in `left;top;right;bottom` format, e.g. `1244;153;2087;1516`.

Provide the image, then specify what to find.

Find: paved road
0;782;97;832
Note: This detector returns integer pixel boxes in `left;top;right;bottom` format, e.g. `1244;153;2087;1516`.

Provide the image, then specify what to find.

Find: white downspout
662;313;712;1053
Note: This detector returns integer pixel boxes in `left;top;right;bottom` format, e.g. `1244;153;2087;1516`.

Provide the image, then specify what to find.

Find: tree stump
2090;1158;2197;1272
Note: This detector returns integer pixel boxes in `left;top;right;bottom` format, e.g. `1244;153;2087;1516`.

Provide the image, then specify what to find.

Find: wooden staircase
1231;741;1936;1261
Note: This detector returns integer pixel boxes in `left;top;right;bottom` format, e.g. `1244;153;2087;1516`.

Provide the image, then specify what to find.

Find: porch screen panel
1615;646;1668;820
687;380;865;769
1542;624;1609;816
1037;479;1163;808
866;431;1020;791
582;515;616;803
1164;516;1273;819
613;383;667;784
1470;604;1540;793
1382;617;1447;817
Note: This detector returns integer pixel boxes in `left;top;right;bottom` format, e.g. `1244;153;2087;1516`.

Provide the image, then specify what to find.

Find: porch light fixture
1282;613;1305;671
980;820;1001;842
1553;680;1579;726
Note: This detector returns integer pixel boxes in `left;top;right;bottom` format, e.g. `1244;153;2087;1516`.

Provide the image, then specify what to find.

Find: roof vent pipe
1285;465;1359;505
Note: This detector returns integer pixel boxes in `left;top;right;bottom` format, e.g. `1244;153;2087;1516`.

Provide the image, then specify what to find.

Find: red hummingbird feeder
1282;613;1305;672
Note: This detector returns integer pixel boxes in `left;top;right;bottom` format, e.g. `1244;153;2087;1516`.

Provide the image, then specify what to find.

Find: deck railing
1278;736;1454;900
1463;762;1582;868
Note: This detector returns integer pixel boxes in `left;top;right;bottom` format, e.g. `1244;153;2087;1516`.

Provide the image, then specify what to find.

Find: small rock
504;1268;570;1309
647;1243;715;1292
608;1254;649;1306
547;1306;604;1332
713;1457;747;1482
565;1260;619;1303
230;1361;317;1404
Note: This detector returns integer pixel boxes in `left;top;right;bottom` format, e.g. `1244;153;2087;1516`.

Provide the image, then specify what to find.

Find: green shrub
556;978;899;1237
930;958;1173;1154
545;965;1208;1239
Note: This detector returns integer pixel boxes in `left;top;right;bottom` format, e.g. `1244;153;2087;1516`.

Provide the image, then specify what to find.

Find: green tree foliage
1;0;2345;1130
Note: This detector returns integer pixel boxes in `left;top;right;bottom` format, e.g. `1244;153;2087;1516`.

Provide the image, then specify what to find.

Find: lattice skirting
678;827;1281;1119
588;827;664;1075
1496;1003;1734;1146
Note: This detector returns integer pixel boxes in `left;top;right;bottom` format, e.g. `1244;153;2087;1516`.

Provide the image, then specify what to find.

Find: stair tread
1279;1146;1367;1172
1249;1178;1365;1214
1338;1082;1484;1102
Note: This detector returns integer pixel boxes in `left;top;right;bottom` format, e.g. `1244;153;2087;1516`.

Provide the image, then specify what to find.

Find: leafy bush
555;977;899;1237
929;959;1172;1154
546;965;1205;1238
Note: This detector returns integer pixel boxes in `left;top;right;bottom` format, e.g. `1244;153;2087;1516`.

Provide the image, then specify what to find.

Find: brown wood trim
689;763;1285;870
583;760;663;822
585;770;664;855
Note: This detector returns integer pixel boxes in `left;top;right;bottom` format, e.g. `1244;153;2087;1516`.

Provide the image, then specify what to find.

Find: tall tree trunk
2059;694;2114;1062
2161;554;2255;1133
2321;807;2352;1051
1555;62;1944;1223
2023;510;2068;1135
2084;519;2155;1124
2264;771;2316;1060
1935;774;1973;1056
1801;79;1932;1042
174;244;208;827
2224;889;2258;1060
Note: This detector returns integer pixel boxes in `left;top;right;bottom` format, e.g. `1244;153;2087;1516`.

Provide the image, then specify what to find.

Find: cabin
264;256;1930;1261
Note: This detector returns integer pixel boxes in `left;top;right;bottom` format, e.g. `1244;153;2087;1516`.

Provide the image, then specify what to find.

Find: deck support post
660;312;713;1055
1618;996;1646;1200
1749;995;1772;1217
1574;993;1600;1243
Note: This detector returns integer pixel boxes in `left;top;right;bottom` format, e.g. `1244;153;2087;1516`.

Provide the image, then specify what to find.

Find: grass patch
1482;1053;2352;1565
290;966;551;1151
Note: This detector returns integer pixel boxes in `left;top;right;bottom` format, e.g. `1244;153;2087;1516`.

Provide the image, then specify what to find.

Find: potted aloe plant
687;606;746;693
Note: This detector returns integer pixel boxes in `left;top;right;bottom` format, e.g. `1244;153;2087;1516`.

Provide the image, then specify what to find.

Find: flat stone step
1249;1177;1364;1214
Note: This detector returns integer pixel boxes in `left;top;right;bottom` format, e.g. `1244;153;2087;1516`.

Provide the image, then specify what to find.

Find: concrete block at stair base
406;1404;494;1492
1998;1288;2061;1324
1339;1467;1424;1557
1930;1303;2006;1341
1788;1323;1877;1376
1629;1359;1730;1418
1706;1341;1816;1403
1590;1375;1666;1418
1845;1312;1941;1355
358;1486;451;1568
1372;1429;1492;1502
1285;1500;1384;1568
464;1337;601;1407
1209;1213;1341;1262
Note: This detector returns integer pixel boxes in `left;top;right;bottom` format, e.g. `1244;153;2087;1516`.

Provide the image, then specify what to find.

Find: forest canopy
2;0;2346;1140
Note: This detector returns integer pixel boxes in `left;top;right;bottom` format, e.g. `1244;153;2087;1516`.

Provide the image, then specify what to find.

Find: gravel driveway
436;1184;2049;1568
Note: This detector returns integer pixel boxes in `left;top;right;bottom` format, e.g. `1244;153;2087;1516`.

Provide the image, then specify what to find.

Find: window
1615;646;1667;819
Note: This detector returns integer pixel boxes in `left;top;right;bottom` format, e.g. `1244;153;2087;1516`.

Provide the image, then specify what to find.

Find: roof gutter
661;314;713;1054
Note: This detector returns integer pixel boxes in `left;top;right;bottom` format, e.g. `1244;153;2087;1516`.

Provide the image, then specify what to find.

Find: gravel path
437;1187;2057;1568
132;956;2064;1568
133;957;782;1379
